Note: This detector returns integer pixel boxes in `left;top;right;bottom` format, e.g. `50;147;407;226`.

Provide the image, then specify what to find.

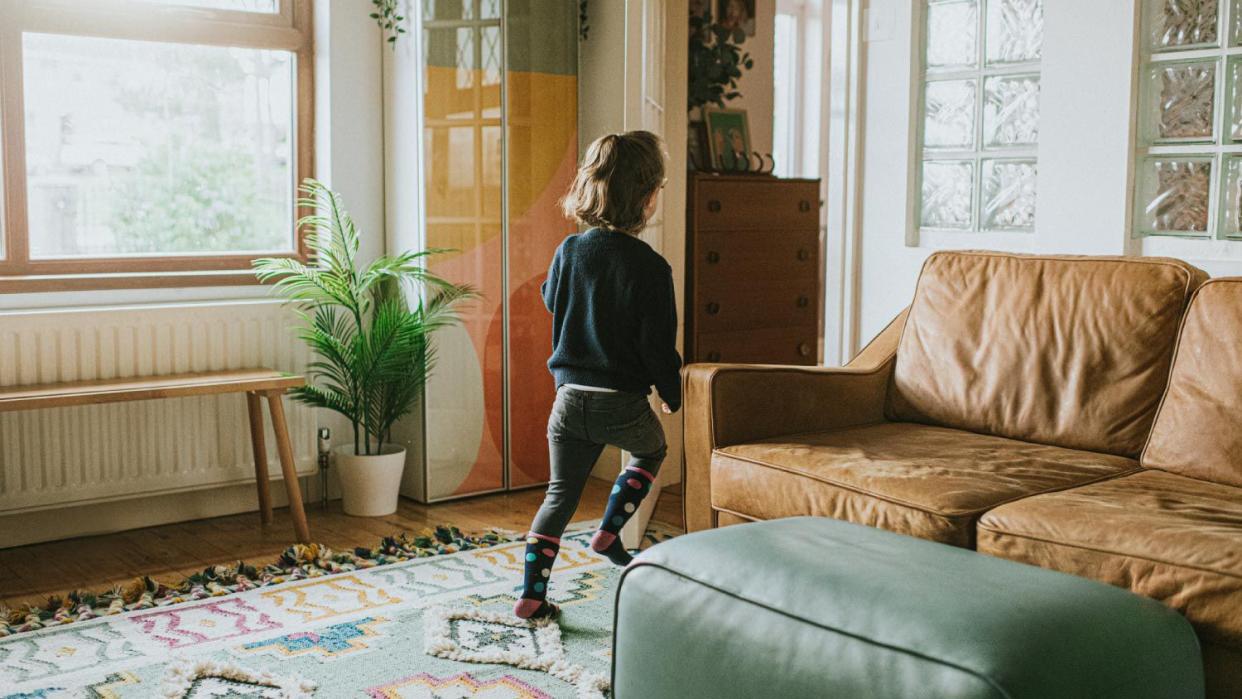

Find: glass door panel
420;0;577;498
505;1;578;488
423;3;505;499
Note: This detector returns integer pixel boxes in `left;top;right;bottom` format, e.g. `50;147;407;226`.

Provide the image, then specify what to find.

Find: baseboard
0;475;332;549
1;467;665;548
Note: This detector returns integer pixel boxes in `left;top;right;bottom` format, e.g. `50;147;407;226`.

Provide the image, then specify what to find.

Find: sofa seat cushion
978;469;1242;652
711;421;1138;548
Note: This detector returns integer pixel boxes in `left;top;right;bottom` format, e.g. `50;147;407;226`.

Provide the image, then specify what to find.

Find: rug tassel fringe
161;657;316;698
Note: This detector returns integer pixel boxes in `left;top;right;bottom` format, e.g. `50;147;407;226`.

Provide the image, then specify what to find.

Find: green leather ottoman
613;517;1203;698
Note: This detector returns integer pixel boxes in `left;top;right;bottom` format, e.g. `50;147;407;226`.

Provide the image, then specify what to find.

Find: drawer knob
797;295;810;308
798;342;813;357
706;302;721;315
798;200;811;213
707;251;721;264
708;200;722;212
707;350;721;362
797;248;811;261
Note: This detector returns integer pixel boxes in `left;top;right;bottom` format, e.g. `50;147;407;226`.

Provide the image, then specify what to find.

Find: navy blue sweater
541;228;683;412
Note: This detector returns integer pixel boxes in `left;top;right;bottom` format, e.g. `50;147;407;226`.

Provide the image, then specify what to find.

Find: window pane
1138;156;1213;236
985;0;1042;66
981;158;1037;230
141;0;279;13
1227;56;1242;141
23;33;295;258
921;160;975;229
772;12;797;176
1144;60;1218;143
926;0;977;71
982;74;1041;148
1220;154;1242;238
923;79;977;149
1148;0;1219;51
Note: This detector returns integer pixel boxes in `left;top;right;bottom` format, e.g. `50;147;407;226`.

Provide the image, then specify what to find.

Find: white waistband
563;383;619;393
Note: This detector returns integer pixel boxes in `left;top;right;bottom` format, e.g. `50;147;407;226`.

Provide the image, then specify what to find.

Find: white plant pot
334;444;407;517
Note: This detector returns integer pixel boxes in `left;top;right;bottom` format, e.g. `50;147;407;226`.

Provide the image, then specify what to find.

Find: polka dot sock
590;466;655;566
514;532;560;619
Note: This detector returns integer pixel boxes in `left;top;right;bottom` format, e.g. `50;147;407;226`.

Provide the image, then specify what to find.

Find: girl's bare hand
661;402;672;414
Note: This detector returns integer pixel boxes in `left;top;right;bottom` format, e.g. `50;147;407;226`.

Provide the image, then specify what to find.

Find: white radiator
0;300;317;517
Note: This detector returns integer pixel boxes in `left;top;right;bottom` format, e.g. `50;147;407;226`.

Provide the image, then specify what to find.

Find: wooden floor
0;479;683;611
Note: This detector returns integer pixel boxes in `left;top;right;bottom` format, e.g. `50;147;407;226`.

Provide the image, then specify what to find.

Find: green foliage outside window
110;142;286;254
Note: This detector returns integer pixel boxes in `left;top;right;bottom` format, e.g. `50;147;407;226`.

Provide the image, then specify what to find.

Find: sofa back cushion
887;251;1206;457
1143;279;1242;486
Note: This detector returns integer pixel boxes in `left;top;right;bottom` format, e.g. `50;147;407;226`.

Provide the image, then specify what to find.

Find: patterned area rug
0;523;675;698
2;527;514;639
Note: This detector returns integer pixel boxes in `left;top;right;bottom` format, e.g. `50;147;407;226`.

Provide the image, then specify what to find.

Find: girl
514;130;682;620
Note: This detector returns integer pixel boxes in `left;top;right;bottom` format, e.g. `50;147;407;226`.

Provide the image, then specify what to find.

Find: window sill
0;270;264;294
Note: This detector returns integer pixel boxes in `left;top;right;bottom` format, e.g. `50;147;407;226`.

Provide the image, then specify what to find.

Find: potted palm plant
255;179;474;516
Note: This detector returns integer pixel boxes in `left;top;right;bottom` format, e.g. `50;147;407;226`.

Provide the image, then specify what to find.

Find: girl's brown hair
561;130;665;235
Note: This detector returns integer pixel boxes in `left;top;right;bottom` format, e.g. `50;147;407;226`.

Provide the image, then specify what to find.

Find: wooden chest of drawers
685;173;822;366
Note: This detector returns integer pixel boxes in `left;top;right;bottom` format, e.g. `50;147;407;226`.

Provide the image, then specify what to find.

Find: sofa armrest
681;309;907;532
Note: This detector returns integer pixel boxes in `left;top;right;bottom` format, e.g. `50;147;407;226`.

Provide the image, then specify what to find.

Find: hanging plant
688;6;753;111
579;0;590;41
371;0;408;47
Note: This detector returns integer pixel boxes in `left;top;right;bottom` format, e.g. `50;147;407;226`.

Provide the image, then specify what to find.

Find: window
915;0;1043;235
1135;0;1242;239
772;0;823;179
0;0;312;290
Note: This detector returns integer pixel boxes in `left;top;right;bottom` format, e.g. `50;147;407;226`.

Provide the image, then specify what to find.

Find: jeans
529;386;667;537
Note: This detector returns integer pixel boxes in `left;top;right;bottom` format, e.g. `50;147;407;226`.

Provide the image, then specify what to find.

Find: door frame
618;0;688;547
822;0;866;364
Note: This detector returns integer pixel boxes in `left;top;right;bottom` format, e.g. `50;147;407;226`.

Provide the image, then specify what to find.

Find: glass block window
1136;0;1242;239
917;0;1044;234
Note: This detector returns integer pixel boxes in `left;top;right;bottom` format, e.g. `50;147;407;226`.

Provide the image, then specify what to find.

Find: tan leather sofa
684;251;1242;697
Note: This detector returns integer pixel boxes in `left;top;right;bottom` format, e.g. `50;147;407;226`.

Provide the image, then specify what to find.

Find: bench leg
267;390;311;544
245;392;273;525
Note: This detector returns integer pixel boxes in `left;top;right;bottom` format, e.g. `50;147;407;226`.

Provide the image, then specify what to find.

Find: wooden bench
0;369;311;543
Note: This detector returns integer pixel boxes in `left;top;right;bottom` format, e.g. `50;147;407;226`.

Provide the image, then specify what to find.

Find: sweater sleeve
541;244;561;313
638;265;684;412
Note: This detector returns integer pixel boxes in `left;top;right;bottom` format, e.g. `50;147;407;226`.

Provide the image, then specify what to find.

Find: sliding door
420;0;577;500
422;0;506;499
505;3;579;488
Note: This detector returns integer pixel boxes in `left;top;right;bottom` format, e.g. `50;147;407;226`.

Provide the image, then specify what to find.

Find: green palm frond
255;178;475;455
290;384;356;418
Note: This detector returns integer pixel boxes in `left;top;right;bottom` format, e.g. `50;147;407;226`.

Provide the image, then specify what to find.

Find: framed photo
716;0;756;36
704;107;752;172
688;121;709;170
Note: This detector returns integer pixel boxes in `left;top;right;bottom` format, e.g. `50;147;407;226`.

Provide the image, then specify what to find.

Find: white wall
580;1;635;482
580;1;689;486
317;0;386;267
580;1;628;153
853;0;1242;345
382;3;427;500
731;0;777;155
